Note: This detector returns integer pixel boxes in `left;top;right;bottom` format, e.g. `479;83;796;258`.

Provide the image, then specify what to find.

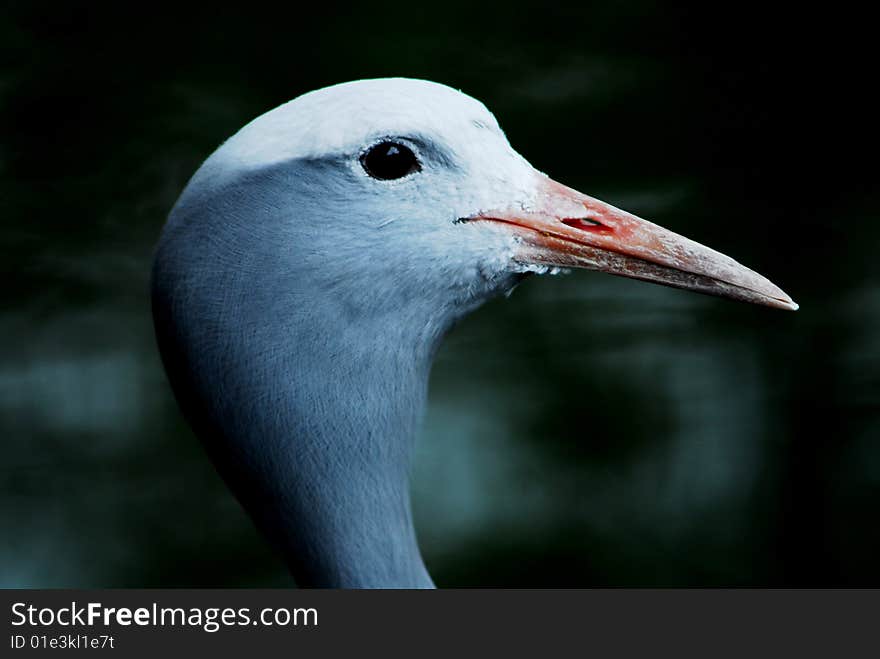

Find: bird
151;78;797;588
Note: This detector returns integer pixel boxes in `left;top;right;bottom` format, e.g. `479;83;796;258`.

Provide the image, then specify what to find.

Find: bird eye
360;141;421;180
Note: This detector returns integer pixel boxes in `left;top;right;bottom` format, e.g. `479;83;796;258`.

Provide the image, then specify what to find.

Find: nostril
562;217;605;231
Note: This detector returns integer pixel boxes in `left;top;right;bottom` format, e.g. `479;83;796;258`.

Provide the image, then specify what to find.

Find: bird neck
263;314;439;588
168;300;444;588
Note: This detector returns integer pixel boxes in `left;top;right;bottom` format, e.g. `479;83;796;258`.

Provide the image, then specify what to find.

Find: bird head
165;78;794;326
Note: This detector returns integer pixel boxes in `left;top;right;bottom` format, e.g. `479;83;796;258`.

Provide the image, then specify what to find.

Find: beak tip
757;278;798;311
772;294;799;311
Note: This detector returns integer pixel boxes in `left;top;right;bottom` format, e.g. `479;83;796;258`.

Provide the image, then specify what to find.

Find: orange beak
471;176;797;310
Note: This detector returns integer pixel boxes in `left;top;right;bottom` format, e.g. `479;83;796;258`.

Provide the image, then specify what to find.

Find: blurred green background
2;1;877;587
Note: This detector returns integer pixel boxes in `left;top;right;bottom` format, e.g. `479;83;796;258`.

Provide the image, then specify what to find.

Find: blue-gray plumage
152;78;796;589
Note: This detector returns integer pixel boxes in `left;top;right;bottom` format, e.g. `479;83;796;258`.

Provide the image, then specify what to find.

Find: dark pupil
361;141;420;180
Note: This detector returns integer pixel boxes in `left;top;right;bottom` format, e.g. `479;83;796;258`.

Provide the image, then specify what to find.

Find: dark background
1;1;877;587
